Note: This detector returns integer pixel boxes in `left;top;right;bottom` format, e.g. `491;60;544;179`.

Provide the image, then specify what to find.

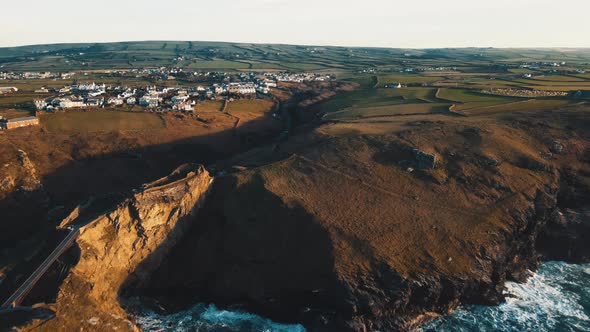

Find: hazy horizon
4;39;590;51
2;0;589;49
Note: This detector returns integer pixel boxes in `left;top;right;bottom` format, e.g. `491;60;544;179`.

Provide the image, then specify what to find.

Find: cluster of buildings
519;62;567;70
481;88;569;98
32;79;276;112
28;69;335;113
272;72;332;83
1;67;334;115
228;82;256;95
0;71;75;80
418;66;458;72
358;68;378;74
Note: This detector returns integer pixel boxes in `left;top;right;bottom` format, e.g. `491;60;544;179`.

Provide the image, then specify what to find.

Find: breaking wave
424;261;590;332
135;303;306;332
134;262;589;331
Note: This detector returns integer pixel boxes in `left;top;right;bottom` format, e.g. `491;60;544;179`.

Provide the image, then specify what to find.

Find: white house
34;99;48;110
139;95;160;107
59;98;86;108
172;95;189;103
0;87;18;93
228;83;256;95
86;97;103;107
107;97;125;106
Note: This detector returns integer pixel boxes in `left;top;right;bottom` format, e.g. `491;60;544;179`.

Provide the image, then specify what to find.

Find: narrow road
0;228;79;310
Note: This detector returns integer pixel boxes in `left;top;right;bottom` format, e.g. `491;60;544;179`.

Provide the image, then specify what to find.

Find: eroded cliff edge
28;164;213;331
17;107;590;332
140;108;590;331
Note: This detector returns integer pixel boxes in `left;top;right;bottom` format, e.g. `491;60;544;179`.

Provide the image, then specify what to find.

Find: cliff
14;106;590;331
26;164;213;331
141;112;590;331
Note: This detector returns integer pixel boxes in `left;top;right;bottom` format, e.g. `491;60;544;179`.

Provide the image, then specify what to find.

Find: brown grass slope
144;104;590;331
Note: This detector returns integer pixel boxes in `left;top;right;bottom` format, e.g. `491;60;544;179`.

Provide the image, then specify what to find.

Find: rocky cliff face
15;107;590;331
27;164;213;331
140;117;590;331
0;148;49;252
0;149;44;197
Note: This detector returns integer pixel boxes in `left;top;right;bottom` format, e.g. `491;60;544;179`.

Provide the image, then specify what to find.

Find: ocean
135;303;306;332
134;262;590;332
424;261;590;332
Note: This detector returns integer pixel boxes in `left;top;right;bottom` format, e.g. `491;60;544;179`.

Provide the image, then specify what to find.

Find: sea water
424;261;590;332
134;262;589;332
135;303;306;332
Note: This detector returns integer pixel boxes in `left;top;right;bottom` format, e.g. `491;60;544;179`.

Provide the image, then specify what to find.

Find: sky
2;0;589;48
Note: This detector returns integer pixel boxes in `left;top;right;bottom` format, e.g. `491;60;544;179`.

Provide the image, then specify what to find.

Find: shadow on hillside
1;114;280;242
0;113;284;308
122;174;352;329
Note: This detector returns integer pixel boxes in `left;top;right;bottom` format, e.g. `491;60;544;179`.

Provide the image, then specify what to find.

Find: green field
508;68;537;74
0;109;33;119
1;42;587;130
513;78;590;87
436;88;516;103
317;77;447;114
377;87;440;102
41;111;165;133
188;60;251;70
1;80;71;92
279;62;329;71
324;103;450;120
451;101;516;112
0;93;41;107
195;100;224;112
317;88;405;114
378;74;444;85
3;42;590;73
531;75;587;82
461;99;571;116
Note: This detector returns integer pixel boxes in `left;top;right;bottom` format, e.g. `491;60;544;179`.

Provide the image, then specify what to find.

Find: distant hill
1;41;589;72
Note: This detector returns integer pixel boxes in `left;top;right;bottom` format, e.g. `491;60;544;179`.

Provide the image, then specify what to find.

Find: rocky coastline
6;108;590;332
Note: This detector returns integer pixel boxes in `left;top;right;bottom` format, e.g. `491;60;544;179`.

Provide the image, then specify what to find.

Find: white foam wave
135;303;306;332
423;262;590;332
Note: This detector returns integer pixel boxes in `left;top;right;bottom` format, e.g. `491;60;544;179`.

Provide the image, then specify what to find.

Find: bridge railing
0;227;79;310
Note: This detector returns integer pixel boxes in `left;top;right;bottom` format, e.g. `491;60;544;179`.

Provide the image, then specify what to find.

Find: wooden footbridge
0;227;79;310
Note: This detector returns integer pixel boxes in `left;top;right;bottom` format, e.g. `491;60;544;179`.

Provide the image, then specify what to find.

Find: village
0;70;333;130
0;71;75;81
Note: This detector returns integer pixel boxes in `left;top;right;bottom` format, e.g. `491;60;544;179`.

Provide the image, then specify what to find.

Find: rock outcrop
0;148;50;248
12;106;590;331
0;149;44;197
15;150;43;193
140;119;590;331
537;207;590;263
27;164;213;331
